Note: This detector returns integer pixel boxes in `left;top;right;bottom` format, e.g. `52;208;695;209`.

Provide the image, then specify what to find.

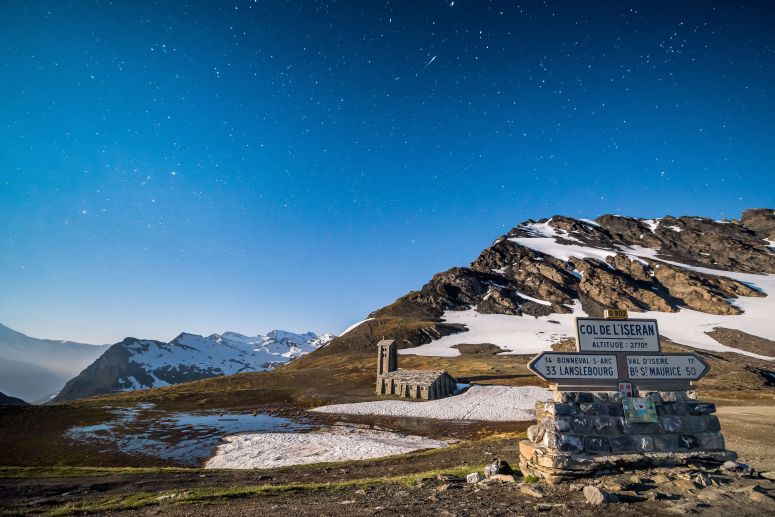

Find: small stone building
375;340;457;400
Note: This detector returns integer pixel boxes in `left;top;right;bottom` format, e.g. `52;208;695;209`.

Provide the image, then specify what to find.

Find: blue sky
1;1;773;343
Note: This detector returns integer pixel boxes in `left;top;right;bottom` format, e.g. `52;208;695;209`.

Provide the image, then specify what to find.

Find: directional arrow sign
528;352;619;381
625;354;709;380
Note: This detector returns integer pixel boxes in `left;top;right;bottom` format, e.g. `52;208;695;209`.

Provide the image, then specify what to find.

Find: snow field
311;385;551;422
403;303;583;357
204;426;449;469
206;386;552;469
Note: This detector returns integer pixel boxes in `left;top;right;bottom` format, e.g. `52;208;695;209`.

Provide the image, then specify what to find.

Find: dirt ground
4;461;774;517
109;472;775;517
716;405;775;471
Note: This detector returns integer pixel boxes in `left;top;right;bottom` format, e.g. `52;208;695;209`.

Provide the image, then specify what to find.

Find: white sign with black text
576;317;660;352
626;354;709;380
528;352;620;381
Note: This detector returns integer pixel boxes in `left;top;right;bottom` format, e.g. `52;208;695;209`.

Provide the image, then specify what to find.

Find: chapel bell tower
376;339;397;375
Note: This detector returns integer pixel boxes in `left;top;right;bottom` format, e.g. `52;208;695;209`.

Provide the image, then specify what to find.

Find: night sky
2;1;774;344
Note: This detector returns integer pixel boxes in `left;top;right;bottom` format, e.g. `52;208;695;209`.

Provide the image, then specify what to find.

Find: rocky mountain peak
325;209;775;356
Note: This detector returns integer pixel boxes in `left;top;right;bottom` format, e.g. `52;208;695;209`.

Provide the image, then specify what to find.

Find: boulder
583;485;618;505
520;484;545;498
488;474;516;483
527;425;545;444
483;459;513;477
466;472;483;484
693;473;713;488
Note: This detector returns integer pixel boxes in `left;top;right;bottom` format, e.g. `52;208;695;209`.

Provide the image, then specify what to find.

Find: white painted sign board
576;317;660;352
529;352;619;381
626;354;709;380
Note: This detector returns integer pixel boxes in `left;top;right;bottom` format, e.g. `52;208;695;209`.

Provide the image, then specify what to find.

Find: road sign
604;309;629;319
576;317;660;352
626;354;709;380
527;317;710;388
528;352;619;381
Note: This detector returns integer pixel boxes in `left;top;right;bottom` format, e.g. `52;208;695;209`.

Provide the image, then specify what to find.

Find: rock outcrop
740;208;775;240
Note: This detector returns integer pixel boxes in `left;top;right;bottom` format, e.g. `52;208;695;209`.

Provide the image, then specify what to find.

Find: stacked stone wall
519;389;736;482
532;390;724;455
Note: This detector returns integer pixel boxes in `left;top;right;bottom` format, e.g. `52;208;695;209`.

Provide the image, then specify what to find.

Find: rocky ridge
325;209;775;354
0;392;29;405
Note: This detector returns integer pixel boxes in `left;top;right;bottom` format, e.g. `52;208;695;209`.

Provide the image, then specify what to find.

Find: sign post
520;309;733;483
526;311;710;391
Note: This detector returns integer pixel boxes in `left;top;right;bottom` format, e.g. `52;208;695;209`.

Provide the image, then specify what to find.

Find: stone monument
375;340;457;400
519;310;736;483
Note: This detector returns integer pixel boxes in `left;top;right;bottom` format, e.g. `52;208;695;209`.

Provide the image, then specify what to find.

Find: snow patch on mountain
340;318;374;336
642;219;661;232
407;227;775;361
509;220;619;262
117;331;335;390
403;302;585;357
514;291;553;306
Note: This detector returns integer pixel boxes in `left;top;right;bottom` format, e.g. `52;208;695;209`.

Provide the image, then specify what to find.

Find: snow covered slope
413;273;775;360
312;385;551;422
0;324;108;402
327;209;775;362
52;330;335;402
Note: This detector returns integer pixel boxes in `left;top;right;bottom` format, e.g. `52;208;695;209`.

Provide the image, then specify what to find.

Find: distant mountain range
0;392;30;405
324;208;775;362
0;324;109;403
51;330;335;402
1;323;335;404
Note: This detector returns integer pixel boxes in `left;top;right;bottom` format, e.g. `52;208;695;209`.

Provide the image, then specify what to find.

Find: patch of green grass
0;466;202;479
30;464;488;516
0;446;466;480
523;475;540;483
46;493;162;516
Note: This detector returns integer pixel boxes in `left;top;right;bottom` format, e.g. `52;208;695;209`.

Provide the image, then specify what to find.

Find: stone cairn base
519;389;737;483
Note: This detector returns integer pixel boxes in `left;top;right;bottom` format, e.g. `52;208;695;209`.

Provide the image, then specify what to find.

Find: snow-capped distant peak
51;328;337;402
310;333;336;347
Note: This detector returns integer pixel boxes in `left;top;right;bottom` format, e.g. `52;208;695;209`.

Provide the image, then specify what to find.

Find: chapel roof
380;368;450;385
